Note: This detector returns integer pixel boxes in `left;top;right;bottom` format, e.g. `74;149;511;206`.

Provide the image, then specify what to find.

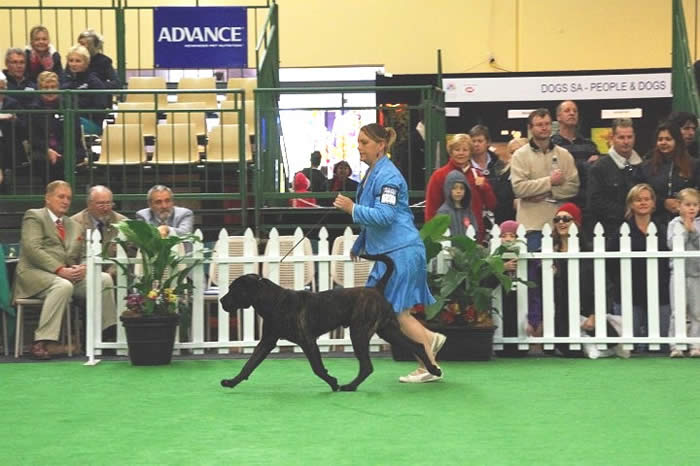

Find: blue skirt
366;242;435;313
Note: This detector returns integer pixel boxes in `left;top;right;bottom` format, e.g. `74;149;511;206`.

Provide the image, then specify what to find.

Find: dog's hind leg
339;326;374;392
221;336;278;388
299;342;340;392
377;325;442;377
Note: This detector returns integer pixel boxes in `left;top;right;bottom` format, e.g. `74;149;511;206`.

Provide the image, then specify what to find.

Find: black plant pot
120;313;179;366
391;323;496;361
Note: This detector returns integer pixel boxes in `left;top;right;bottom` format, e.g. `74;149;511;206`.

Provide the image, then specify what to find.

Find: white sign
601;108;643;119
507;109;536;119
443;73;671;102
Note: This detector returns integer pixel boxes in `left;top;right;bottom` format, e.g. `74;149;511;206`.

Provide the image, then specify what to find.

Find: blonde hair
447;133;472;155
360;123;397;152
66;45;91;65
507;137;528;155
77;29;103;56
625;183;656;219
37;71;58;89
46;180;71;195
29;25;49;43
677;187;700;203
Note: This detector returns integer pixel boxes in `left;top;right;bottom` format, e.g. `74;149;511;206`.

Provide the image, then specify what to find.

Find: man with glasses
587;119;645;237
510;108;580;251
3;48;36;107
71;185;127;276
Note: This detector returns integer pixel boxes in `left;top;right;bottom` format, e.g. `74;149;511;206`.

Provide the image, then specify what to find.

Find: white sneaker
399;368;443;383
614;345;631;359
669;349;685;358
431;332;446;358
583;343;600;359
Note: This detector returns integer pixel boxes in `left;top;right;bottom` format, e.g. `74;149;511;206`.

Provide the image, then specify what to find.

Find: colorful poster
591;127;612;154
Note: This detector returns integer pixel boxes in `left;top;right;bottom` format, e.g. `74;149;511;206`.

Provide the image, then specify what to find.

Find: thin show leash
279;208;335;263
279;199;427;263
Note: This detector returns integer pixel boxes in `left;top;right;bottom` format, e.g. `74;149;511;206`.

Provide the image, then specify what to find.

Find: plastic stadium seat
206;124;252;163
153;123;200;164
126;76;168;107
97;124;146;165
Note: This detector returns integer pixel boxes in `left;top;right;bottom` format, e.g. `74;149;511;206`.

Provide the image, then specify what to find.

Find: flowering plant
105;220;203;316
420;215;531;327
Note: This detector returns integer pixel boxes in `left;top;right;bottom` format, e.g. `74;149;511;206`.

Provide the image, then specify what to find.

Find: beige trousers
32;273;117;342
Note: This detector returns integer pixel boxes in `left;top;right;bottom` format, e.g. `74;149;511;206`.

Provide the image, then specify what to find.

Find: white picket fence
83;222;700;364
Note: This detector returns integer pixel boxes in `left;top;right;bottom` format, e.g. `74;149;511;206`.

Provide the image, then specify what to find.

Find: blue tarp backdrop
154;7;248;69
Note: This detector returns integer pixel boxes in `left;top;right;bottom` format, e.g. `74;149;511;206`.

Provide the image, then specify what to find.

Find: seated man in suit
71;184;127;279
135;184;193;238
13;180;117;359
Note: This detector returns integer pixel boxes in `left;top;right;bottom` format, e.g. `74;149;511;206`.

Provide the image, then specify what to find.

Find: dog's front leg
221;336;278;389
299;342;339;392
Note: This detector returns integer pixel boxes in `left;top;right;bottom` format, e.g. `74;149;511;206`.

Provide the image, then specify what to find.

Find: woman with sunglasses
550;203;590;356
552;204;629;358
606;184;671;351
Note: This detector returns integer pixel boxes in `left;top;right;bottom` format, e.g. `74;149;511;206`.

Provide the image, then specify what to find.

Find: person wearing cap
496;219;542;357
551;202;628;358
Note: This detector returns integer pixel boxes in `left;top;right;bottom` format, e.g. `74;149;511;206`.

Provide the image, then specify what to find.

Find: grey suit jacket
135;206;194;237
14;207;83;299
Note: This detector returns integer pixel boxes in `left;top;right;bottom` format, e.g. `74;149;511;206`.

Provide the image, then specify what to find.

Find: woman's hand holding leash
333;194;354;215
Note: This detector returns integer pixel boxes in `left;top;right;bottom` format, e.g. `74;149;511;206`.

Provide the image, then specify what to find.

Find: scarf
608;147;642;169
29;49;54;74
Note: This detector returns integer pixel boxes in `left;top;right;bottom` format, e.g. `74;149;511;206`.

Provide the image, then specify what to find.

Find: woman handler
334;123;445;383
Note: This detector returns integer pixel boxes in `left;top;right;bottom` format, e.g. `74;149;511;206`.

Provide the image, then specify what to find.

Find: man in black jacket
587;118;645;238
3;48;37;108
301;150;328;192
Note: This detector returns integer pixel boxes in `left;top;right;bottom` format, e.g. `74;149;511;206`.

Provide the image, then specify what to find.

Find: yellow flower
147;290;159;299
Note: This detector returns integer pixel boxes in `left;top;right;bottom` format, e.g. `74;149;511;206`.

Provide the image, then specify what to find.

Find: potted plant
106;220;203;365
393;215;530;361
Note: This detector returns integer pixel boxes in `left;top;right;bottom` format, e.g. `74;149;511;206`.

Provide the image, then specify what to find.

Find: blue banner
154;7;247;68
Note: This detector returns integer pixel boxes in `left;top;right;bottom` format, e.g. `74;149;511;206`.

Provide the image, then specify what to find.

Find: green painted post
115;0;127;91
63;91;76;186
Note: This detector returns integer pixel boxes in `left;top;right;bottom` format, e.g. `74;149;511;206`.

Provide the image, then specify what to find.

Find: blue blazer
351;155;421;255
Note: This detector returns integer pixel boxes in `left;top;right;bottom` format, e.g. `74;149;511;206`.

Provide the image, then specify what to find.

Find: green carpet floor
2;356;698;465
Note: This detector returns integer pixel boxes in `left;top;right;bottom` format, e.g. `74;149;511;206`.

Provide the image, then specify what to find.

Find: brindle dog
219;254;441;391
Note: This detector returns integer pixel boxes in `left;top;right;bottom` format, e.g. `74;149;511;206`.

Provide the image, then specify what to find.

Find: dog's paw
339;384;357;392
328;378;340;392
221;378;238;388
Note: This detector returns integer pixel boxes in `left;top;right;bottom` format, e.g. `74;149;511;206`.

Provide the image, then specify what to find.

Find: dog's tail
359;254;394;293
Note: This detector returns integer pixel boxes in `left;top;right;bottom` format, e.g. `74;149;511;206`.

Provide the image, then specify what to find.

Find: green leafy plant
105;220;203;316
420;215;532;327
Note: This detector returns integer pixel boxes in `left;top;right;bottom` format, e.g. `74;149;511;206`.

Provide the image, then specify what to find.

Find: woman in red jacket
425;133;497;242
